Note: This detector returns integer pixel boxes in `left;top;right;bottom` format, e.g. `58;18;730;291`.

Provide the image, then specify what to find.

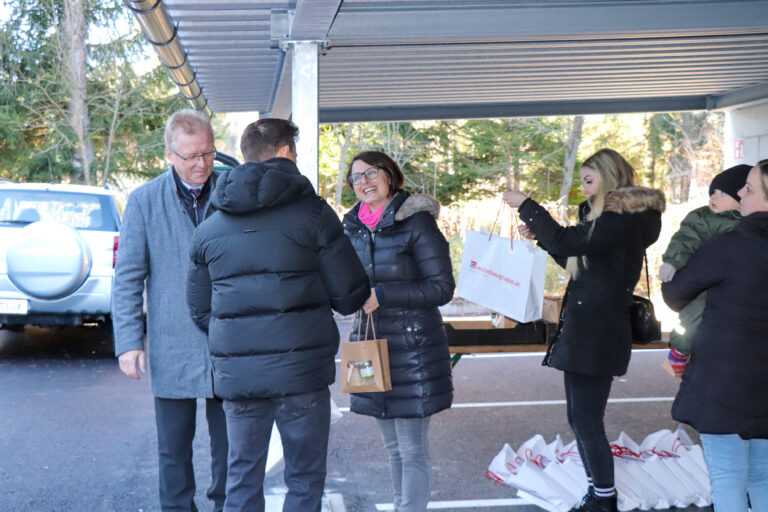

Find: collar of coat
394;193;440;221
348;191;441;231
604;186;666;214
740;210;768;240
212;158;315;214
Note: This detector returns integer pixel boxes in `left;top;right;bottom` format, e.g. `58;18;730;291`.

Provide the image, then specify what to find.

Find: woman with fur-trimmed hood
504;148;665;512
343;150;455;512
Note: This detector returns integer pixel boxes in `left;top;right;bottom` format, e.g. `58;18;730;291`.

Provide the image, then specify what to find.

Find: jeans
377;416;432;512
563;371;614;490
222;388;330;512
154;397;229;512
700;433;768;512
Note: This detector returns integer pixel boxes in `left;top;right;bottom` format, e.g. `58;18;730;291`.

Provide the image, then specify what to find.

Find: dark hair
345;151;404;196
240;118;298;162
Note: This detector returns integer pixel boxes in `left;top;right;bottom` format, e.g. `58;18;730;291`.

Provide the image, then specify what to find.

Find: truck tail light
113;236;119;268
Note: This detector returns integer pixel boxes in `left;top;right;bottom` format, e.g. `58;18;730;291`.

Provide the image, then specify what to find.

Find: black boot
570;488;618;512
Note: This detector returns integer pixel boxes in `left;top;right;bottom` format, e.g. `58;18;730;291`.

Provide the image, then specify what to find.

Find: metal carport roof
130;0;768;122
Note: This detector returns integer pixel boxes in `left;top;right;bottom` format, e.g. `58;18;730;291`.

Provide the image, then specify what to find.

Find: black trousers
154;397;228;512
563;371;614;489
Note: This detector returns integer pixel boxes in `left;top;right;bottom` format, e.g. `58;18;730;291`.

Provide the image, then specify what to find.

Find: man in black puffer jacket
187;118;369;511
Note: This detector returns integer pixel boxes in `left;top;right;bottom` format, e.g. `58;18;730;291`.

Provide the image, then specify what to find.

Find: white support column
291;41;319;192
723;100;768;168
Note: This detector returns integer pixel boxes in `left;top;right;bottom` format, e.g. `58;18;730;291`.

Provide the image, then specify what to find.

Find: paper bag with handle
340;312;392;393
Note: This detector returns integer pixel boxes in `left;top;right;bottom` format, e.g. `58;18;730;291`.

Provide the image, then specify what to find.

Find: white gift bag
639;429;709;506
487;435;581;512
612;433;670;509
486;442;520;485
457;230;547;323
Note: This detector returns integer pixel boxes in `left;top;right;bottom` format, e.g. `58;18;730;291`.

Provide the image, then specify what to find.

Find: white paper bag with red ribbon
488;429;711;511
457;230;547;322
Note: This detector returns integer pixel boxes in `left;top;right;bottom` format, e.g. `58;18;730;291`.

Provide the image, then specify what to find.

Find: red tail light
113;235;119;268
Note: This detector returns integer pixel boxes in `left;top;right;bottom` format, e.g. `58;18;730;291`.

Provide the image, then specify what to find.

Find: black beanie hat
709;164;753;202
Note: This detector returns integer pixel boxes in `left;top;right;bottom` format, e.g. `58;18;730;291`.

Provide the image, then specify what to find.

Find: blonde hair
565;148;636;278
758;159;768;200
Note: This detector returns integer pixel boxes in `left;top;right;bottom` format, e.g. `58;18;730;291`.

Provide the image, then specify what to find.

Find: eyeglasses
172;148;217;163
348;167;381;185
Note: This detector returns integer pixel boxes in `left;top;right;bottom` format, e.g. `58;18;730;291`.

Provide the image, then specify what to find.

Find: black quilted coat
187;158;370;400
663;212;768;439
519;186;665;377
343;192;455;418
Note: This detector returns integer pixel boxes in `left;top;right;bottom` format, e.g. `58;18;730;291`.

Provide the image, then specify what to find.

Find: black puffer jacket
519;186;665;377
663;212;768;439
187;158;369;400
343;192;455;418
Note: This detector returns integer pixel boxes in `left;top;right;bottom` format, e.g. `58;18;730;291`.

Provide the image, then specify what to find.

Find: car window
0;190;118;231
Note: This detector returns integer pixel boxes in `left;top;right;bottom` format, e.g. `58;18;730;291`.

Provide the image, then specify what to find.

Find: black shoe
570;489;618;512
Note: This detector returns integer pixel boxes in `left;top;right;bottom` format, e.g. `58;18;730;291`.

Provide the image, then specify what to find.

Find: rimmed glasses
349;167;381;185
172;148;217;163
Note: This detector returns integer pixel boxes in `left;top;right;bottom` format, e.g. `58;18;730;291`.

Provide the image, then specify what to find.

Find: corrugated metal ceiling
151;0;768;121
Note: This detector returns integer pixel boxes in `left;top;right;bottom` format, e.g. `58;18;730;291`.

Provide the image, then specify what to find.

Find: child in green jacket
659;164;752;376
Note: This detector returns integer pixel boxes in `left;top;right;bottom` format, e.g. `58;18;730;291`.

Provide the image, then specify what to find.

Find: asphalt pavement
0;319;712;512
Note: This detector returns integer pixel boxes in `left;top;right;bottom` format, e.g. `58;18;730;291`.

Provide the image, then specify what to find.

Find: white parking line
375;498;529;510
337;396;674;413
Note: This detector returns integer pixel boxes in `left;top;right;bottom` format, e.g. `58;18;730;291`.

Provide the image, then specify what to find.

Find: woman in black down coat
504;149;665;512
343;151;455;512
662;160;768;512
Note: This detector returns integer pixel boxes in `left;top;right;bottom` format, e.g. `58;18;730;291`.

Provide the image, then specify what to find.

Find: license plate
0;299;29;315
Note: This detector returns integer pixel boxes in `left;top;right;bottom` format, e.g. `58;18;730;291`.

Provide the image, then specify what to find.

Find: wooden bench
443;315;669;354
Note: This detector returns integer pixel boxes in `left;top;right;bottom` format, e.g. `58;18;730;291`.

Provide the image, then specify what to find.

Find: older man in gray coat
112;109;228;512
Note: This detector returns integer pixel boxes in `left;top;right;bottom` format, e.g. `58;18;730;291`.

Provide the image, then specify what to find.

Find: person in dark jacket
658;164;751;377
343;151;455;512
662;160;768;512
187;118;370;512
503;148;665;512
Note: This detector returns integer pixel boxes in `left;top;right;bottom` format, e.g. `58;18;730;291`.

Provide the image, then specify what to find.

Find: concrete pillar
291;41;319;191
723;100;768;168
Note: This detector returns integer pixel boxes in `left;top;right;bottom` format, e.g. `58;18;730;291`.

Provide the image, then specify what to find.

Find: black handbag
631;252;662;344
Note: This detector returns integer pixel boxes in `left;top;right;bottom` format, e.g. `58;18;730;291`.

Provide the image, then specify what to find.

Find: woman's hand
502;190;528;208
363;287;379;314
517;223;535;240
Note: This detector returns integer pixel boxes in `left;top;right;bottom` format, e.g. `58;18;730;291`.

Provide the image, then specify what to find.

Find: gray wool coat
112;169;215;398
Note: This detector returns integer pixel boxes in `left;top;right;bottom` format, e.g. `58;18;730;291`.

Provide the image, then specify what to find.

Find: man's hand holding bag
340;312;392;393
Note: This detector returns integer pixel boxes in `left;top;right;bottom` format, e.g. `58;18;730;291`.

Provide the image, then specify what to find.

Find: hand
118;349;146;380
363;288;379;315
502;190;528;209
659;262;677;282
517;223;535;240
668;348;689;378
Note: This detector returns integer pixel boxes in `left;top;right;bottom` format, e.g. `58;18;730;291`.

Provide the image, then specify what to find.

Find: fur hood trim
395;193;441;221
604;186;666;215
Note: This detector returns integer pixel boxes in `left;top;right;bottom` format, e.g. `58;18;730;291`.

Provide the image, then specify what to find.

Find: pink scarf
358;202;387;229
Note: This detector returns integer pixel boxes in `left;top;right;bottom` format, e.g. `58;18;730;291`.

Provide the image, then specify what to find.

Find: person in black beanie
658;163;752;377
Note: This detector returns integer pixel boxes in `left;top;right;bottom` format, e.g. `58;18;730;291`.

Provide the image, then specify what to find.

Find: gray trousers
222;387;330;512
377;416;432;512
154;397;228;512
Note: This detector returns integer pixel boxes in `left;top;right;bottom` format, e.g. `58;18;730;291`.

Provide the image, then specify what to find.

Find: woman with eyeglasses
342;150;455;512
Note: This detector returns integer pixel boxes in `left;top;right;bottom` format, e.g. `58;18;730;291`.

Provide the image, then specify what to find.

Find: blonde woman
503;148;665;512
